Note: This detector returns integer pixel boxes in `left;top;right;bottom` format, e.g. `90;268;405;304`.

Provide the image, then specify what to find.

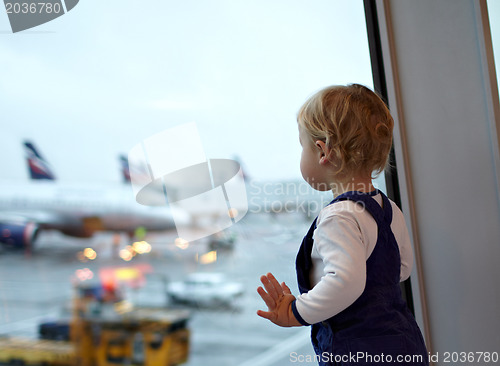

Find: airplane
0;141;188;250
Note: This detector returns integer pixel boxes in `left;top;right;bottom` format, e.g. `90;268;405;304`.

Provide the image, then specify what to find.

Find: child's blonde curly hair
297;84;394;181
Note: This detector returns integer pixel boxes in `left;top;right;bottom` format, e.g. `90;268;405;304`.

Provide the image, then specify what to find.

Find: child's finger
257;286;275;309
281;282;292;295
257;309;277;322
266;273;284;296
261;274;280;300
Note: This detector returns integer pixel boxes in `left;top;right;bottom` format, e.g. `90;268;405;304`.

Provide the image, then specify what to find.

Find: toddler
257;84;428;365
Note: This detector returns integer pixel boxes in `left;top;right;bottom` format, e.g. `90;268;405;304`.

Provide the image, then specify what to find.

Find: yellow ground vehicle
0;284;190;366
71;306;190;366
0;337;75;365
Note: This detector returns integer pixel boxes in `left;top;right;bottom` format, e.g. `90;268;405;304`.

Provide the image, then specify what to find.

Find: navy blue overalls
294;190;428;365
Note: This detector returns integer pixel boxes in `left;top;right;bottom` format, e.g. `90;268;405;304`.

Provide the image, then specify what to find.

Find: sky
0;0;376;184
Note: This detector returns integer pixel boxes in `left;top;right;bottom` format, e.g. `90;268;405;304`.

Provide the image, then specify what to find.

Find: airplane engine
0;222;39;249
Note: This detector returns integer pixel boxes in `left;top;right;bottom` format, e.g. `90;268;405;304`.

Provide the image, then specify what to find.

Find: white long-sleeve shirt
294;193;413;325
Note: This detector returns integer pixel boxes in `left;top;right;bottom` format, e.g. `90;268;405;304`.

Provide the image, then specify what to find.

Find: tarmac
0;211;317;366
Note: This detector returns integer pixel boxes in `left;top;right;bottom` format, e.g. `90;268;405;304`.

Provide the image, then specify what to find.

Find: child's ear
315;140;330;165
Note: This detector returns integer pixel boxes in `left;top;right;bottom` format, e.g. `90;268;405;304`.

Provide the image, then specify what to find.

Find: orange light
83;247;97;260
228;208;238;218
175;237;189;250
125;245;137;257
75;268;93;281
198;250;217;264
119;249;133;261
132;241;152;254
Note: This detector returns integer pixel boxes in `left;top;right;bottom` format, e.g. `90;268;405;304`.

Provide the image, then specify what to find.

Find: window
0;2;375;365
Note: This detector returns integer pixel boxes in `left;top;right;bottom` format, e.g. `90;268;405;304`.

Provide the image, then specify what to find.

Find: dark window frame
363;0;415;315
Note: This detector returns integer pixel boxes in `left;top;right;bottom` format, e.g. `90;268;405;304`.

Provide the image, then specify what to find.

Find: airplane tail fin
121;154;152;185
120;155;131;183
24;141;56;180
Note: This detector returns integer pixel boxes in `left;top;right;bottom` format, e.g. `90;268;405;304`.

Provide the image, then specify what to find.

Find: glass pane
488;0;500;100
0;1;376;365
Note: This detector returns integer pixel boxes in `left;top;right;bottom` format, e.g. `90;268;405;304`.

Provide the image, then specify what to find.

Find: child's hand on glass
257;272;302;327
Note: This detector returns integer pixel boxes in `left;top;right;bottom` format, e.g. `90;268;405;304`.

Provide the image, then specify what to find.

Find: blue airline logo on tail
120;155;131;183
24;141;56;180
